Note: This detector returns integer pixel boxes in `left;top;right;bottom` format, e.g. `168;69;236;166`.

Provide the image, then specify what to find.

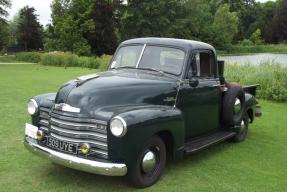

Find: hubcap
141;150;156;173
240;120;246;132
234;98;241;114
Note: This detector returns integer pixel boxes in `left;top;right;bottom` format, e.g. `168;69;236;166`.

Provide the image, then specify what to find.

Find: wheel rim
140;146;160;177
141;150;156;173
240;120;246;132
234;98;242;114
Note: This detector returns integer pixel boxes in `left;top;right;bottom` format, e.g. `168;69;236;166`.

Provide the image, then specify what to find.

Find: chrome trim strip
50;125;107;139
51;112;107;125
136;44;147;68
40;119;49;125
54;103;81;113
24;139;126;176
50;133;108;149
51;117;105;130
39;126;49;132
90;149;108;156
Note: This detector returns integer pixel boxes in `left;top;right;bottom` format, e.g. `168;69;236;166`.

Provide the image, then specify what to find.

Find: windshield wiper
113;66;137;70
139;67;165;76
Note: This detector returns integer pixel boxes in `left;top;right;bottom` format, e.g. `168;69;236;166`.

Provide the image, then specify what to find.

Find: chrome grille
39;107;50;132
49;110;108;159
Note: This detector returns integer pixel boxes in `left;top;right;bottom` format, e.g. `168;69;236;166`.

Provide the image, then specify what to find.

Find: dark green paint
29;38;259;164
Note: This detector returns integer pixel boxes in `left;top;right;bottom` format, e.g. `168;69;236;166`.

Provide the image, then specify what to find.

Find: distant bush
40;52;111;70
225;62;287;102
239;39;253;46
14;51;112;70
16;52;42;63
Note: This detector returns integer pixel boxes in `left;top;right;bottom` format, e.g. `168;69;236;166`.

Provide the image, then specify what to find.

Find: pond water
219;53;287;67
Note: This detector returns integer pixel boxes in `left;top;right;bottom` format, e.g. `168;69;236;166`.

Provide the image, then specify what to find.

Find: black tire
231;114;249;142
127;136;166;188
222;85;245;127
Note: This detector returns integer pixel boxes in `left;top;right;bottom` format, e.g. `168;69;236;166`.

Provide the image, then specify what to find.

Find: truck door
177;50;221;139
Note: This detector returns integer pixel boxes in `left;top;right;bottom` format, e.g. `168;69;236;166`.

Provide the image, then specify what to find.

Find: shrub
40;52;111;69
97;55;112;71
239;39;253;46
225;62;287;102
250;29;263;45
16;52;42;63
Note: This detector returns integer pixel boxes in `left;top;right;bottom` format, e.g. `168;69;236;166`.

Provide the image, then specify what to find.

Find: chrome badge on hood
54;103;80;113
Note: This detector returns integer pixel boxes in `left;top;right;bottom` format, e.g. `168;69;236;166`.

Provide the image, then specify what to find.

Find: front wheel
127;136;166;188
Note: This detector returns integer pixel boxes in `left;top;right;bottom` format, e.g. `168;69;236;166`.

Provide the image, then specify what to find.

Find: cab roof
120;37;216;52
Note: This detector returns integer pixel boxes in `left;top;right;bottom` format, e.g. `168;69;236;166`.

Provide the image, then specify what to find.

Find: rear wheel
222;85;245;127
231;114;249;142
127;136;166;188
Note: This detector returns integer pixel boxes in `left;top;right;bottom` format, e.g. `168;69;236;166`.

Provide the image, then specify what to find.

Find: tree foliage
2;0;287;54
211;4;239;50
17;6;43;51
0;0;11;22
267;0;287;43
48;0;122;56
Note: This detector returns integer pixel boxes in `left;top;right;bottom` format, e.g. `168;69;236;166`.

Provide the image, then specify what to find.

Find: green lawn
0;64;286;192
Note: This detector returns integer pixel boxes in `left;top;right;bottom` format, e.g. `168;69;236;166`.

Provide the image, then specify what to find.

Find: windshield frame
109;43;187;77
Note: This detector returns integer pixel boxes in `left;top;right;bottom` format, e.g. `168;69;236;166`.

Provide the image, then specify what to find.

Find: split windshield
111;45;185;75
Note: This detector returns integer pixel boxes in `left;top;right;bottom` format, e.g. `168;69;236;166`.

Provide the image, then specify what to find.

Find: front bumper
24;138;127;176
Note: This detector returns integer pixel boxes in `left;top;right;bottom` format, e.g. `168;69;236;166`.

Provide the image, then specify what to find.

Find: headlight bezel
27;99;39;115
110;116;127;137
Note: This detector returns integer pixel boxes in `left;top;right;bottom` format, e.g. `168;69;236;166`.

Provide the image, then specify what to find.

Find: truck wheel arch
156;130;174;159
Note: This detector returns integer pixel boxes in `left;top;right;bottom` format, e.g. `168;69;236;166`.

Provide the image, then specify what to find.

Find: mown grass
0;64;287;191
225;63;287;102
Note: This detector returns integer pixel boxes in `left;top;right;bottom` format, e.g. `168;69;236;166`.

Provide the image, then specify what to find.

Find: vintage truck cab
24;38;261;188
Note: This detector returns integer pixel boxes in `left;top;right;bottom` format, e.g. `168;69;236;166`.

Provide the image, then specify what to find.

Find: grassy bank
219;44;287;55
0;64;287;191
225;62;287;102
13;52;111;70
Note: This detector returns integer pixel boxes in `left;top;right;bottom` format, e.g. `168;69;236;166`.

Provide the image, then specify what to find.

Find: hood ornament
54;103;80;113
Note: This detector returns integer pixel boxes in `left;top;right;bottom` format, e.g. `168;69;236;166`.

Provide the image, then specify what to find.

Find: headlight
27;99;38;115
110;116;127;137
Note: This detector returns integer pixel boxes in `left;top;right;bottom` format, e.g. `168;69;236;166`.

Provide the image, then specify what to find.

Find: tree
0;0;11;51
48;0;122;56
211;4;239;50
0;0;11;22
267;0;287;43
120;0;187;40
85;0;123;55
250;28;263;45
17;6;43;51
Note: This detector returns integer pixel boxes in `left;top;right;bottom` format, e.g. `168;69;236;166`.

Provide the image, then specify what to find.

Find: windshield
111;45;185;75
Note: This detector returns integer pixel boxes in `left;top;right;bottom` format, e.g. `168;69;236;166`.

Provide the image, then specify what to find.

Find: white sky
7;0;276;26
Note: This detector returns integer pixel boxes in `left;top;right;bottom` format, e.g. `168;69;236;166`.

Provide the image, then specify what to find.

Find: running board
184;131;236;154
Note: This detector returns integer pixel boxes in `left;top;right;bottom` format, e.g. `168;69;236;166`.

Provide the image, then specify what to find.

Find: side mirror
189;79;199;87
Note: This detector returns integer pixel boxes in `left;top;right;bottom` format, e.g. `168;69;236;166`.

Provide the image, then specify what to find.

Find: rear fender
244;93;257;123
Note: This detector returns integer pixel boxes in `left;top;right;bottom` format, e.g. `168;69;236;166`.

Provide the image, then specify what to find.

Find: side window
189;51;215;78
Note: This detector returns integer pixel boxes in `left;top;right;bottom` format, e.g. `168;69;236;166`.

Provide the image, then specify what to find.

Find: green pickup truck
24;38;262;188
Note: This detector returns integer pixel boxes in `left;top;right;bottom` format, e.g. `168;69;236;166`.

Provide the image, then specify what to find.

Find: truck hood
55;69;179;119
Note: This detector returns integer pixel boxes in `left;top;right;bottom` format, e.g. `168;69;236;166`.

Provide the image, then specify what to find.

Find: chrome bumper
24;138;127;176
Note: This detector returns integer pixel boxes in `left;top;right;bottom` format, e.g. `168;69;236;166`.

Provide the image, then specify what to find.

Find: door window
188;51;215;78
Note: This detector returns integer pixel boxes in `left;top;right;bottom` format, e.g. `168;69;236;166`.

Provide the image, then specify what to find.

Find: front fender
108;106;185;165
30;93;56;125
33;93;56;108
